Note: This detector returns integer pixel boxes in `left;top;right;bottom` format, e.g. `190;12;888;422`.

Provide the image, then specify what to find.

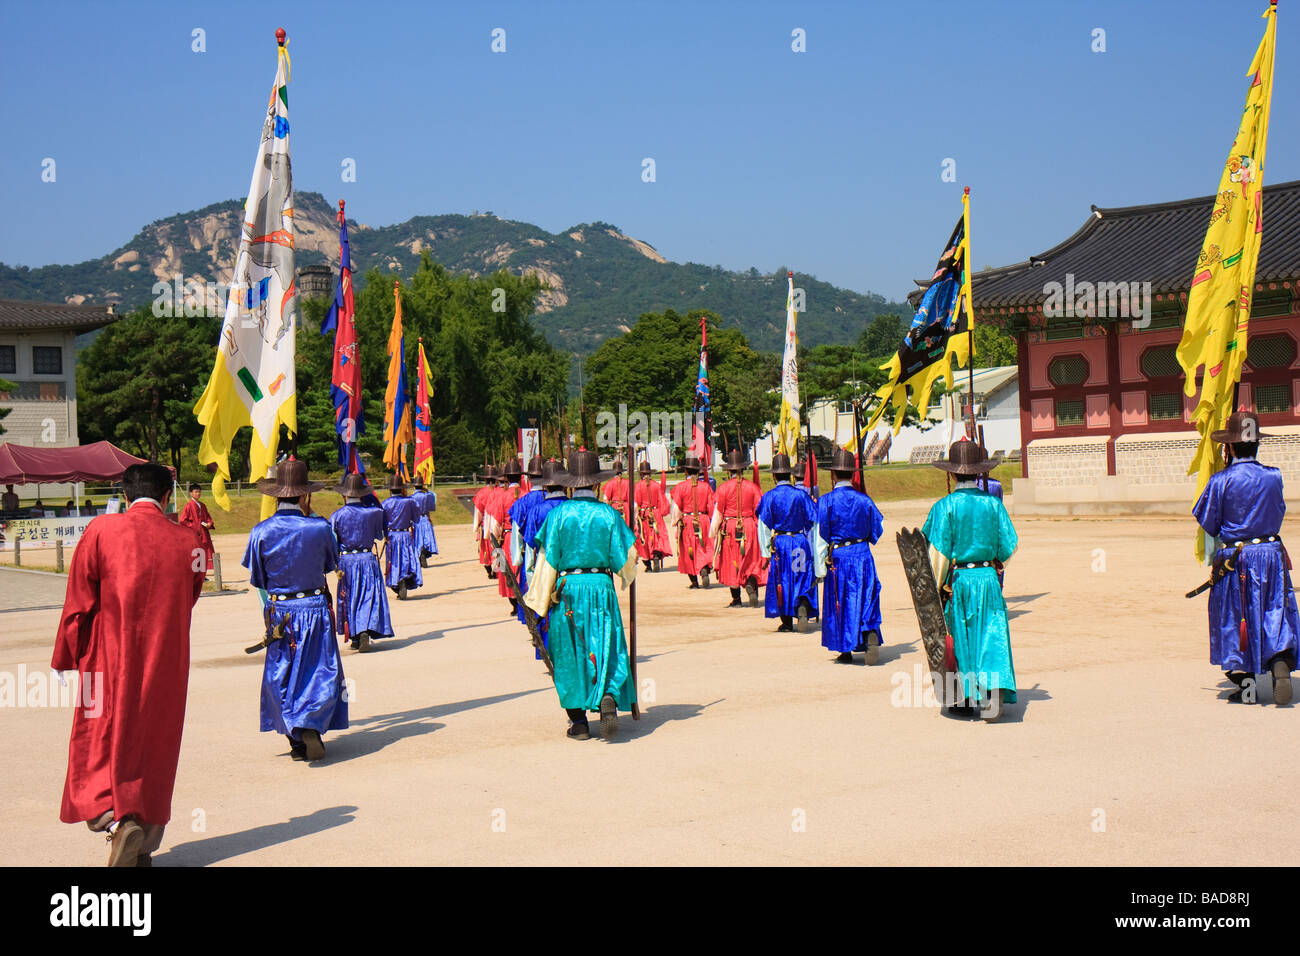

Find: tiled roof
0;299;119;333
909;179;1300;311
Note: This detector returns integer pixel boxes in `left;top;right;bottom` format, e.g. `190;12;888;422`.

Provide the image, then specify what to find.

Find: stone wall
1023;435;1109;487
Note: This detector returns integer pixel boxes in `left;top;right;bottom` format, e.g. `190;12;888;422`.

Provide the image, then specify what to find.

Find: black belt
831;538;868;550
559;568;612;577
1229;536;1281;547
773;530;805;537
269;588;325;601
955;561;993;570
339;548;371;555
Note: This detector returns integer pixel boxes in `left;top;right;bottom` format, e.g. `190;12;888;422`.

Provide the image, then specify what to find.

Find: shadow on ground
319;688;548;762
601;698;724;745
152;805;358;866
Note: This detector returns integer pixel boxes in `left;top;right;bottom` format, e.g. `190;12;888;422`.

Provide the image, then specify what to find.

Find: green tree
78;306;218;470
0;377;15;436
581;308;778;451
973;322;1018;368
298;252;568;479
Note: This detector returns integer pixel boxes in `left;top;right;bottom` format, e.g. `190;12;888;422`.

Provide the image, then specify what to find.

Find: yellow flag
776;272;801;456
865;189;974;437
1176;2;1276;558
382;281;414;474
193;38;296;511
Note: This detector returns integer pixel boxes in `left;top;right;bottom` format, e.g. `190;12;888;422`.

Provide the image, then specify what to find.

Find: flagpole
963;186;976;441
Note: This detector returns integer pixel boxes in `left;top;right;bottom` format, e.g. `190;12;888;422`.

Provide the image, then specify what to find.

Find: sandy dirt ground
3;500;1298;866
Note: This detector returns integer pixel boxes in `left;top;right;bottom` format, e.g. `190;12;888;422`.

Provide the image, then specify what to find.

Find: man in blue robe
923;440;1018;718
411;477;438;567
508;457;547;626
520;458;569;658
525;450;638;740
757;453;819;632
814;448;885;664
1193;411;1299;705
330;473;393;653
382;474;423;599
242;459;348;762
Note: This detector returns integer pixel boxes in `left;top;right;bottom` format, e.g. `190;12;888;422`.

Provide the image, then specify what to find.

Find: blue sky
0;0;1295;303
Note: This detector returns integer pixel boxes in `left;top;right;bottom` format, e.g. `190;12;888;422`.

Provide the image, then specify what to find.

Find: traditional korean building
0;299;119;448
959;179;1300;514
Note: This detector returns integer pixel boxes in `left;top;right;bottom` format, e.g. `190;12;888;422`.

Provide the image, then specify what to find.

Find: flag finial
963;186;970;196
276;28;286;46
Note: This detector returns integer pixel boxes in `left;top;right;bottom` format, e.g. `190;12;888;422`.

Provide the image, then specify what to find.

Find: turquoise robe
525;496;638;713
922;487;1019;703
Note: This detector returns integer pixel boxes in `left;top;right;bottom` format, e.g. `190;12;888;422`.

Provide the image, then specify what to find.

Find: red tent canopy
0;442;168;484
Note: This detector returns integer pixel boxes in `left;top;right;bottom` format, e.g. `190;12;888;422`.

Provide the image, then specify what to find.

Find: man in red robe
603;458;630;527
633;460;673;571
668;455;716;589
178;482;216;579
52;462;205;866
488;459;525;611
710;449;768;607
472;466;499;578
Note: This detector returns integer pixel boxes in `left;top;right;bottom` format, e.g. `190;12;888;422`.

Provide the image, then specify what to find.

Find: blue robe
814;484;884;653
509;488;546;625
330;503;393;639
525;495;637;713
1193;458;1300;674
382;494;423;591
923;487;1018;703
756;481;819;619
412;490;439;556
243;508;349;738
523;493;568;654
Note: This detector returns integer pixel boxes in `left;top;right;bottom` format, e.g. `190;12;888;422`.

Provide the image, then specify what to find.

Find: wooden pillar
1016;328;1032;479
13;538;20;568
1105;321;1121;476
213;553;223;591
55;539;64;573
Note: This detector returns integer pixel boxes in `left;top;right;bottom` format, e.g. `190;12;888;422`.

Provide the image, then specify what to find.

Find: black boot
834;651;854;664
777;615;794;632
726;588;742;608
565;708;590;739
688;575;700;589
287;735;307;761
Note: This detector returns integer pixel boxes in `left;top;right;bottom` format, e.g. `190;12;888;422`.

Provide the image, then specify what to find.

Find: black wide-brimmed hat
724;449;748;472
388;472;408;492
682;455;701;474
526;455;545;478
333;472;373;497
933;440;999;476
503;459;523;480
1211;410;1269;445
637;460;652;474
612;457;625;474
482;464;498;481
257;458;327;497
771;453;794;477
541;458;568;487
560;449;616;488
829;447;857;476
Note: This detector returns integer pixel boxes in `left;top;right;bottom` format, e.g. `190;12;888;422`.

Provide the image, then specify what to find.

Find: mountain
0;191;909;356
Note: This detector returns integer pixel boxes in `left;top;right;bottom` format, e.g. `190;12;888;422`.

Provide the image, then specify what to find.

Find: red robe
179;498;215;576
603;476;631;527
52;503;205;826
473;485;494;567
710;477;768;588
633;480;673;560
670;478;716;575
490;484;523;598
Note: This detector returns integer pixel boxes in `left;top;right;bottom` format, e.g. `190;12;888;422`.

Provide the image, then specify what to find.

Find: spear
626;439;641;720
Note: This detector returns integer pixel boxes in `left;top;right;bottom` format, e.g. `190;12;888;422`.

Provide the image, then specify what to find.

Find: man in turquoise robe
923;441;1018;719
525;450;638;740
